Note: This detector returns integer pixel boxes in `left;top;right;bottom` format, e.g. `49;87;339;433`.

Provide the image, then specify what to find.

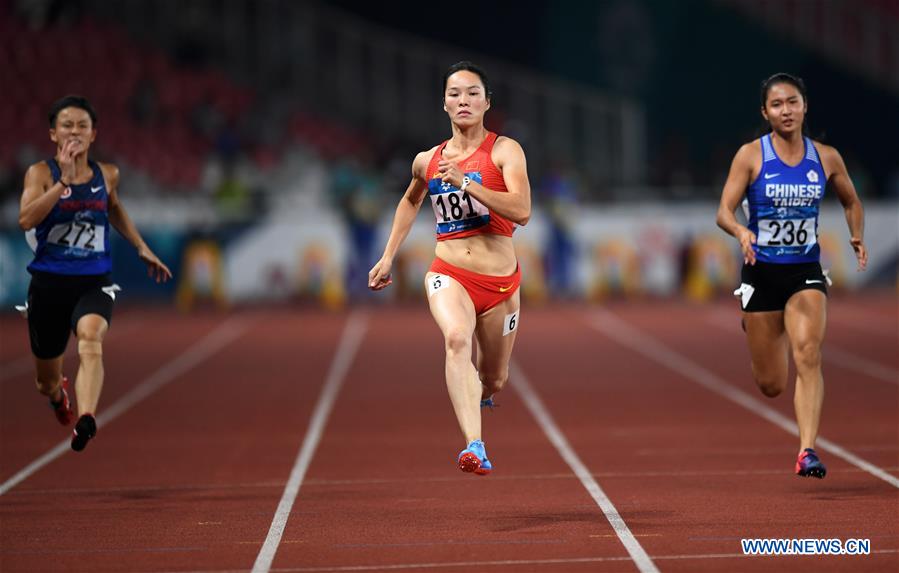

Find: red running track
0;293;896;572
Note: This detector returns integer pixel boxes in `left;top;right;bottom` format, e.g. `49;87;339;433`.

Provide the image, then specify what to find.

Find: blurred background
1;0;897;311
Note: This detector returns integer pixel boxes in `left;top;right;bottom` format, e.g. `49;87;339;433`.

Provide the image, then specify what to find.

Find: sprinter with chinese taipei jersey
18;95;172;452
716;74;867;478
368;62;531;475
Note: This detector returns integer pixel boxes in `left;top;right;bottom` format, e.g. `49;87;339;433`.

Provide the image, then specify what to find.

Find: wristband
460;176;471;192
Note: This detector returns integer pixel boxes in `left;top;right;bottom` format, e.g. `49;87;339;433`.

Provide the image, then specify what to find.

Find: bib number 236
758;217;815;247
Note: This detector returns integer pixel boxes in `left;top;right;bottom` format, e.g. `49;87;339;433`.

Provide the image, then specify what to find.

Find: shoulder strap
479;132;499;153
804;137;820;164
427;140;449;177
45;158;61;181
760;134;776;163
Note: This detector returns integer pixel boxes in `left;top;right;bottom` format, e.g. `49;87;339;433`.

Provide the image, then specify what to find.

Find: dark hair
443;61;492;100
48;95;98;127
760;72;807;108
759;73;811;136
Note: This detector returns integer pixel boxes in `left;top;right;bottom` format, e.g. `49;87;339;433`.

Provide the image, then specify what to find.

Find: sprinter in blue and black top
717;74;867;479
18;95;172;452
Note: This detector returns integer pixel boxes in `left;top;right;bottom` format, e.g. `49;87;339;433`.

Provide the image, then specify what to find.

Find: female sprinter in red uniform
716;74;867;478
19;95;172;452
369;61;531;475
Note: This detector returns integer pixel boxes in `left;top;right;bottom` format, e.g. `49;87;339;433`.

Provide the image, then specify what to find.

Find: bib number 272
48;221;102;251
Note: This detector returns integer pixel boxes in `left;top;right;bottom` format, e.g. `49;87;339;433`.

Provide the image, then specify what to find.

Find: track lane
1;300;895;572
271;307;642;572
0;310;349;572
545;302;898;572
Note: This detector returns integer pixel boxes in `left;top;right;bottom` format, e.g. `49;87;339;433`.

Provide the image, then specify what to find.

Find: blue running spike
795;448;826;479
457;439;492;475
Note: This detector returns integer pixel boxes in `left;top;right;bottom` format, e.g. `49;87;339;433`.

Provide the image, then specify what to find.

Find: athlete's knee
34;374;63;396
77;338;103;358
444;328;471;356
756;379;785;397
792;340;822;373
75;316;107;343
480;369;509;394
755;373;787;397
751;366;786;397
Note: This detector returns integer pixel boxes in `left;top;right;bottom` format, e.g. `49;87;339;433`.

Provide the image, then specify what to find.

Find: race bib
47;221;105;252
503;311;519;336
757;217;816;248
429;172;490;235
427;274;450;297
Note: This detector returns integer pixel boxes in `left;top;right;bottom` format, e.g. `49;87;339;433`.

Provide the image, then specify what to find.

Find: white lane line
589;310;899;489
704;311;898;387
0;317;250;496
252;312;368;573
510;360;660;573
825;346;898;386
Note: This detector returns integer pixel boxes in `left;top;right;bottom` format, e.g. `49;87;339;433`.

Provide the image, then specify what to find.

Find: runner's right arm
368;151;430;290
716;143;757;265
19;141;80;230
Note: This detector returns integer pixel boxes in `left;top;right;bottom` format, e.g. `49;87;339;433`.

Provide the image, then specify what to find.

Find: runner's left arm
105;164;173;282
823;146;867;271
437;137;531;225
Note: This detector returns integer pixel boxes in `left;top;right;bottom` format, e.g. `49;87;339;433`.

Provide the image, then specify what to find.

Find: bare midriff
435;233;517;276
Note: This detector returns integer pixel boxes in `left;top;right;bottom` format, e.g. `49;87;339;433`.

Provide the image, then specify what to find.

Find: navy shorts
736;261;827;313
27;271;115;359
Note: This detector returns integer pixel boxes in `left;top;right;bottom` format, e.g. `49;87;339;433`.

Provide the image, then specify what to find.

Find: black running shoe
71;414;97;452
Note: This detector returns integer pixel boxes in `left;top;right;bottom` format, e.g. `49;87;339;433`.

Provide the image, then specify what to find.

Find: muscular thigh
425;271;476;338
784;289;826;348
475;289;521;377
743;310;788;378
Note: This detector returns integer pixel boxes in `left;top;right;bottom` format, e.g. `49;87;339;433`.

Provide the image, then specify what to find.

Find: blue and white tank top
745;134;826;264
27;159;112;275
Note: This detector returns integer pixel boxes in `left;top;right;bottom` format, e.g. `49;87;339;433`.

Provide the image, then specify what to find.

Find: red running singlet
425;132;515;241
